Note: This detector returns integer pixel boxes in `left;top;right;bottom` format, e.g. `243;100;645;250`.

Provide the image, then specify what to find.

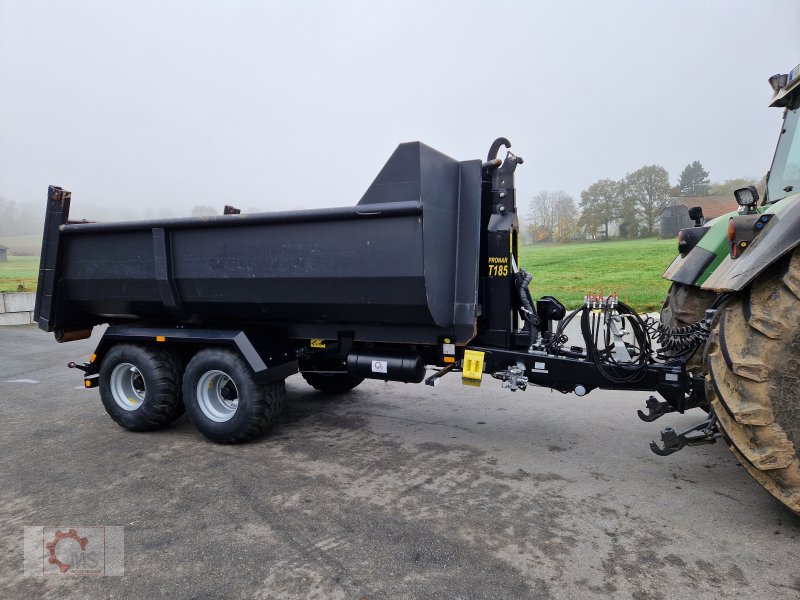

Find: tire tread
99;344;182;432
183;348;285;444
705;249;800;515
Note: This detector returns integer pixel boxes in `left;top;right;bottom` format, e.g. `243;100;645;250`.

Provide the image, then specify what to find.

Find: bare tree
527;191;577;242
552;194;579;241
0;197;43;236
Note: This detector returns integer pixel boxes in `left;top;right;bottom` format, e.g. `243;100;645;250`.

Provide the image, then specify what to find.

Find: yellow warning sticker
462;350;485;381
310;339;326;348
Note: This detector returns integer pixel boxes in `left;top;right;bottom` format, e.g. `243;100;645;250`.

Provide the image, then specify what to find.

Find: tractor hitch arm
649;414;719;456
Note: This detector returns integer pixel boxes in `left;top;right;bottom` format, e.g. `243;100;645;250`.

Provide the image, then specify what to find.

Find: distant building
659;196;739;238
0;245;7;262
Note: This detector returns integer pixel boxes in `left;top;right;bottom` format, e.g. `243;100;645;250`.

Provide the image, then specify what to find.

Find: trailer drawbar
35;138;717;451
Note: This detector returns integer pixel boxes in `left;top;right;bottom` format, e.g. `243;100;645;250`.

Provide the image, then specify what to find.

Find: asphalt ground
1;324;798;599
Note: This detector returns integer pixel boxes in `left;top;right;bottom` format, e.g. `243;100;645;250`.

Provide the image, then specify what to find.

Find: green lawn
519;238;677;311
0;256;40;292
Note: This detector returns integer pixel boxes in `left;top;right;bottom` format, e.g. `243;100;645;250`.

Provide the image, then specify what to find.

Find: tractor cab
765;62;800;205
663;60;800;290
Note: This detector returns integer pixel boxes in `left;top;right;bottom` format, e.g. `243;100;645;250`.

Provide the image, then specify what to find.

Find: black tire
301;372;364;395
660;282;718;375
162;349;186;422
99;344;182;432
705;248;800;515
183;348;286;443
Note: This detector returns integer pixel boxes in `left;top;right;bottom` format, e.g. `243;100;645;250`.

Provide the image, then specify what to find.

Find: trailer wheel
98;344;182;432
163;350;186;422
705;248;800;515
183;348;285;443
301;372;364;395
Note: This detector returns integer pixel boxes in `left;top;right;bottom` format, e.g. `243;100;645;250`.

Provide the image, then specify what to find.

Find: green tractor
661;62;800;515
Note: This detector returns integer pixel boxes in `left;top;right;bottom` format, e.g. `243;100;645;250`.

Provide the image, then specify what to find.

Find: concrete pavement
1;324;798;599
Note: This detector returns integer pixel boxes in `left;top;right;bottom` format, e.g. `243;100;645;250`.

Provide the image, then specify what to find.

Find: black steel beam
60;200;422;234
34;186;71;332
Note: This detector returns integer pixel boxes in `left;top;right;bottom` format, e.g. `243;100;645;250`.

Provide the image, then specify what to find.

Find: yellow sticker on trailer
310;339;326;348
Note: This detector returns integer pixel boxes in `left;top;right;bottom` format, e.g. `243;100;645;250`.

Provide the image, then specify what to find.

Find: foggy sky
1;0;799;219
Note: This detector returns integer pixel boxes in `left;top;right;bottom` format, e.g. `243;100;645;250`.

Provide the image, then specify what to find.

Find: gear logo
45;528;89;573
24;525;124;576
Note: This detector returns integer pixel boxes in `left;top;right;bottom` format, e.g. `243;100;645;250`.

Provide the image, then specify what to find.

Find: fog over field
0;1;798;222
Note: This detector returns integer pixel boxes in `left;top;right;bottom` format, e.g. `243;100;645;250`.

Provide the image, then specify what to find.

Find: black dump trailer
35;139;711;448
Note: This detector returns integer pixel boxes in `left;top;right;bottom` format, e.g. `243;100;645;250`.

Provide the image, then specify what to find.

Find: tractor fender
701;197;800;292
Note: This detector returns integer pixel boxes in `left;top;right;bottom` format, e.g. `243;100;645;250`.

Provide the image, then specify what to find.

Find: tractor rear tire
660;282;718;375
705;248;800;515
301;372;364;395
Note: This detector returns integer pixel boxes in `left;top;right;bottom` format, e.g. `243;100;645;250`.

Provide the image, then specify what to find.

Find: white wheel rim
196;370;239;423
110;362;146;411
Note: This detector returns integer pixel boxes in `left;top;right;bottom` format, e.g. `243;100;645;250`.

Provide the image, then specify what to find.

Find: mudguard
92;326;299;384
701;196;800;292
663;213;733;287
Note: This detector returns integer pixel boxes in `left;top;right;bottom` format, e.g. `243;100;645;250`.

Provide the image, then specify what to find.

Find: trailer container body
36;142;483;346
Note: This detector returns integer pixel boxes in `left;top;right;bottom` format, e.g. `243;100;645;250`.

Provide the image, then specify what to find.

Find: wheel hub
196;370;239;423
109;363;146;411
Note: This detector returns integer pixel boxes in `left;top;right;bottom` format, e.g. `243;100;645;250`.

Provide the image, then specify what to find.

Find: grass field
519;238;677;311
0;237;678;309
0;256;39;293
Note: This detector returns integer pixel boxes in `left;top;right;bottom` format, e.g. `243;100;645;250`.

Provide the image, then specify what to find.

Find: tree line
1;162;763;244
526;161;763;242
0;197;41;237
